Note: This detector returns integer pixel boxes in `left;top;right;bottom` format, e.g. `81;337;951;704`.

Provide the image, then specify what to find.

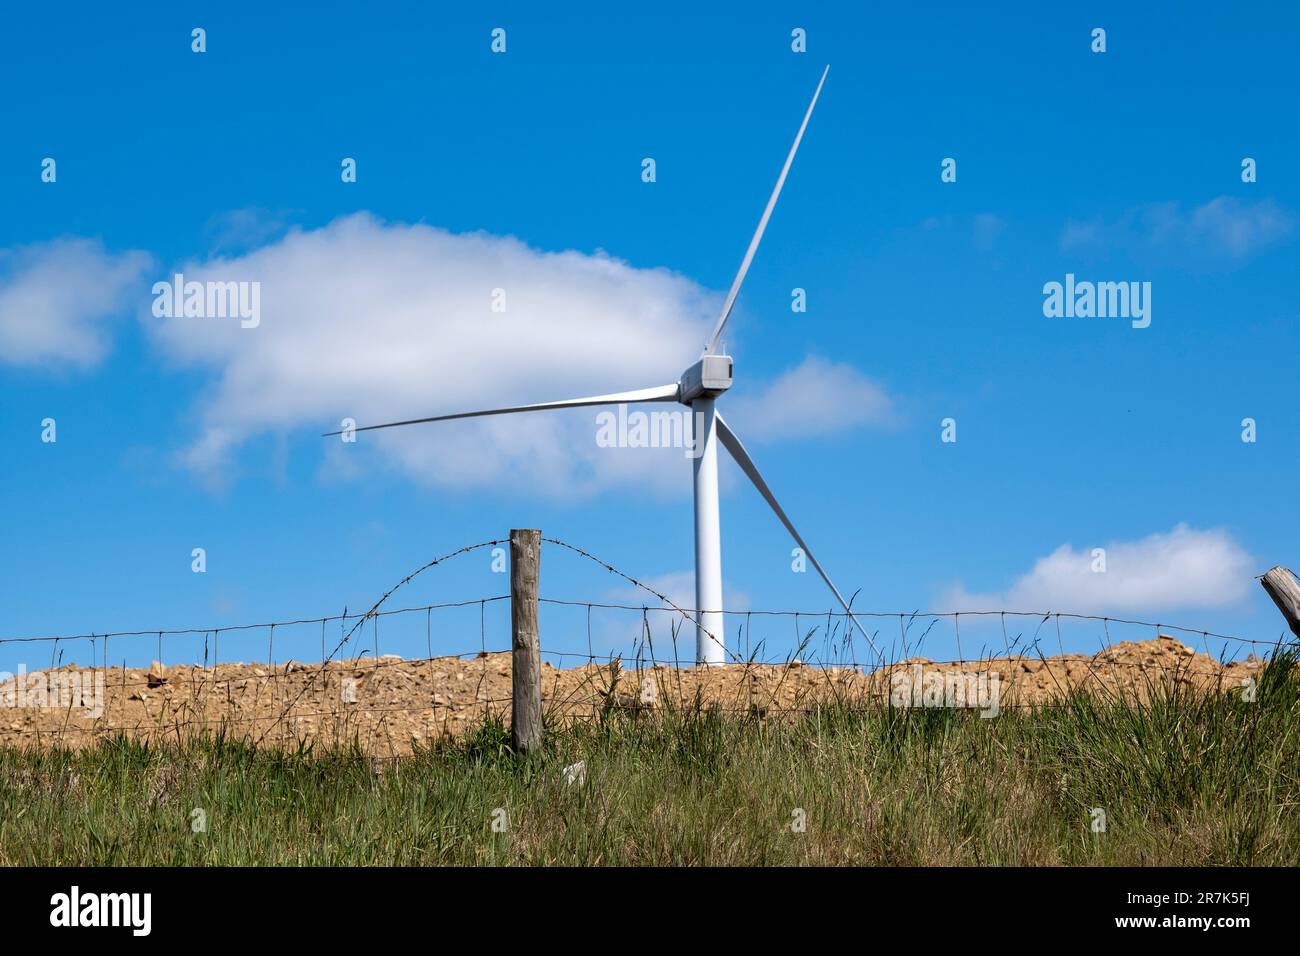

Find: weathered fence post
1261;566;1300;640
510;529;543;754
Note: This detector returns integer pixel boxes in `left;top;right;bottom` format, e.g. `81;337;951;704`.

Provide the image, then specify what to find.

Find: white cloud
1061;197;1292;262
0;238;151;368
150;213;892;496
147;212;719;496
729;355;895;443
939;524;1253;614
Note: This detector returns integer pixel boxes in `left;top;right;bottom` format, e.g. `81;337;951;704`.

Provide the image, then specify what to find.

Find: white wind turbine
329;65;879;665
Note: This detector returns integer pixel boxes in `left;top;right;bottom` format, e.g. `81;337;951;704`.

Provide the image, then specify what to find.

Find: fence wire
0;536;1288;757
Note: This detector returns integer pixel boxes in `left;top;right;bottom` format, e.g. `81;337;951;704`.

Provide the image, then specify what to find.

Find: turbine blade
703;65;828;356
714;411;881;661
323;383;680;436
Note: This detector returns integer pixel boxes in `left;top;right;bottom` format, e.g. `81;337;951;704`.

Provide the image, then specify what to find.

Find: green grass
1;650;1297;865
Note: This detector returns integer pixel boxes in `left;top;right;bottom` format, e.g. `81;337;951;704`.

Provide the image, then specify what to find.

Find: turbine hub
678;354;733;404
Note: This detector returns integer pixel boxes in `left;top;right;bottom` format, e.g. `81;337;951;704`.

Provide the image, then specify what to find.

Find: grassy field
1;649;1297;866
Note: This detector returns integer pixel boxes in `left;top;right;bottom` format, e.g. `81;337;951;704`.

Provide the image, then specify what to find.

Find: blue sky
2;2;1298;672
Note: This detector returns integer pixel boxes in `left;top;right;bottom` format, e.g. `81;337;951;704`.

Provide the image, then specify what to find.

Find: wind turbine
328;65;879;666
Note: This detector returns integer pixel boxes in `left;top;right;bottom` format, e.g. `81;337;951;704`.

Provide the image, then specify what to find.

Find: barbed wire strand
0;534;1288;755
251;539;504;746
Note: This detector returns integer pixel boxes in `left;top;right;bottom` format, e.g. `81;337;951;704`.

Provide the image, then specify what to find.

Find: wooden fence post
1260;566;1300;640
510;529;543;754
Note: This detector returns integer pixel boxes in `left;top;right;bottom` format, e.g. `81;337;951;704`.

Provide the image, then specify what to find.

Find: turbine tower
328;66;879;665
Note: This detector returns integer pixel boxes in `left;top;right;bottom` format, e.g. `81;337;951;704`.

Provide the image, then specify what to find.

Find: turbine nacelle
677;354;733;404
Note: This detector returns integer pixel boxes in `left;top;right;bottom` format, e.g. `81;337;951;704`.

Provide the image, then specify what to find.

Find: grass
1;649;1297;866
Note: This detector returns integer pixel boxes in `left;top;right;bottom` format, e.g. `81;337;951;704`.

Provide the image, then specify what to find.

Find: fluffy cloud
1061;197;1293;262
728;355;895;443
148;213;717;495
939;524;1253;614
149;212;890;496
0;238;151;368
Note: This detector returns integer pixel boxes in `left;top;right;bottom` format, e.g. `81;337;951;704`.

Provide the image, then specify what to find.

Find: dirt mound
0;636;1264;756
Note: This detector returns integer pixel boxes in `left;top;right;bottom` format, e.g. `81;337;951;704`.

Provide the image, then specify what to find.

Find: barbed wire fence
0;534;1290;758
